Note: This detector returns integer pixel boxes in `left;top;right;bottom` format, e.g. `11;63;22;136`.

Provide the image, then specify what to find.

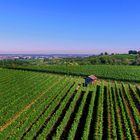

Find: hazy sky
0;0;140;54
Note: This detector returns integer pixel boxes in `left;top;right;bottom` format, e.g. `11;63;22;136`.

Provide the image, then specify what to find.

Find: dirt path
124;97;139;139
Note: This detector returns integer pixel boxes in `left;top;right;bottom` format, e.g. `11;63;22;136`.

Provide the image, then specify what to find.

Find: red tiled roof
88;75;97;80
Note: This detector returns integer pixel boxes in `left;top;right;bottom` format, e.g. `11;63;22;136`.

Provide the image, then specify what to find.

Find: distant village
0;54;90;60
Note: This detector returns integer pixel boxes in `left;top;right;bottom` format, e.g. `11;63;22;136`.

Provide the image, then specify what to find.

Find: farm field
6;65;140;83
42;65;140;83
0;69;140;140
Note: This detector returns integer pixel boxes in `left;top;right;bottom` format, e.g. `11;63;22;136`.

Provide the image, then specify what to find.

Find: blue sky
0;0;140;54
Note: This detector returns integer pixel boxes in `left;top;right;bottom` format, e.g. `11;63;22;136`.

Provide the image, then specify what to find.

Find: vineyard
5;65;140;82
0;69;140;140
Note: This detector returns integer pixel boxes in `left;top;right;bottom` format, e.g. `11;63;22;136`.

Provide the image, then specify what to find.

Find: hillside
0;69;139;139
43;54;138;65
6;65;140;83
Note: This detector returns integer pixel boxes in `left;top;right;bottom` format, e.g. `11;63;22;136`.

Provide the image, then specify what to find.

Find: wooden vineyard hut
84;75;97;85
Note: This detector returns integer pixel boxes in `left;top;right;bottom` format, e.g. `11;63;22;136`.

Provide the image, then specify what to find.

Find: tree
128;50;137;54
100;53;104;56
104;52;108;55
136;53;140;64
132;53;140;65
137;51;140;55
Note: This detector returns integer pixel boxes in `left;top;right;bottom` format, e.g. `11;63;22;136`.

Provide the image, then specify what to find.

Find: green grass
110;54;137;59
